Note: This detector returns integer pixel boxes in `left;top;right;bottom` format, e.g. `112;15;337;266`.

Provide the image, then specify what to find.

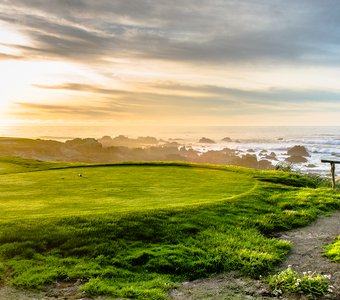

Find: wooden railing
321;159;340;189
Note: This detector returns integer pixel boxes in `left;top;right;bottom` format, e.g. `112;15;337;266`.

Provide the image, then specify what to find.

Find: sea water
1;125;340;175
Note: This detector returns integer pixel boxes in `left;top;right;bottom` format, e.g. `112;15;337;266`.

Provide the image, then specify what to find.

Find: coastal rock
222;148;236;155
199;137;216;144
65;138;102;151
231;154;273;170
136;136;159;144
264;154;278;161
235;154;258;169
263;152;277;160
306;164;316;168
199;150;231;164
221;137;232;142
285;155;308;163
287;145;310;157
98;135;161;148
258;159;272;170
164;141;180;147
98;136;113;147
247;149;255;153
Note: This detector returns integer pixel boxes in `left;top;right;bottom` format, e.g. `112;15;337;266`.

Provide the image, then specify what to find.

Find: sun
0;22;30;111
0;61;25;111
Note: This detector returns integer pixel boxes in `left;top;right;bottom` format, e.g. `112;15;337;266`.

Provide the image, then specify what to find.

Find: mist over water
2;125;340;175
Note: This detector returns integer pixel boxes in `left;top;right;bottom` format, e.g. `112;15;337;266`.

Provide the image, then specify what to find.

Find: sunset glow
1;1;340;126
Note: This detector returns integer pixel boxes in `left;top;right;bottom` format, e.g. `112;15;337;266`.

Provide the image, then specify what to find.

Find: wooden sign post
321;159;340;189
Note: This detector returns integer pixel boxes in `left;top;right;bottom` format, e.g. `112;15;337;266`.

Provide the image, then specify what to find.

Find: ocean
1;125;340;175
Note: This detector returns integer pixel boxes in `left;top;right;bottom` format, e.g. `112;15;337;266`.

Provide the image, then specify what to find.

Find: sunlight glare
0;21;29;46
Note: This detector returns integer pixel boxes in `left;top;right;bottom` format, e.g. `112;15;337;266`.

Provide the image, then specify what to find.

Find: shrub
267;266;332;297
324;235;340;262
275;162;293;172
0;261;5;280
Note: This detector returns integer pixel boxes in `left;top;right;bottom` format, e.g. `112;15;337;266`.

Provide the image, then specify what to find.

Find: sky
1;0;340;127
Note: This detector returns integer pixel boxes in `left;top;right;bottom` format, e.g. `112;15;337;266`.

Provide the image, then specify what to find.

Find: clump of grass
268;266;332;298
0;261;5;281
324;235;340;262
273;162;329;187
81;276;177;300
275;161;294;172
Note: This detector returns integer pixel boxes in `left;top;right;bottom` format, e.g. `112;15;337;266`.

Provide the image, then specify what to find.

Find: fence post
331;162;335;189
321;159;339;190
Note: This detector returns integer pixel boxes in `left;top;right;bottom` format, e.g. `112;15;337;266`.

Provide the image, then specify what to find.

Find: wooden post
321;159;340;189
331;162;335;189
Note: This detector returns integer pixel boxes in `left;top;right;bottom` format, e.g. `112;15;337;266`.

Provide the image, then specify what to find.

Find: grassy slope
0;156;72;175
324;236;340;262
0;157;339;299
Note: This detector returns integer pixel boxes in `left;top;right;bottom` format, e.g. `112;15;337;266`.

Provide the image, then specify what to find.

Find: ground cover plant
0;157;339;299
268;266;331;297
324;235;340;262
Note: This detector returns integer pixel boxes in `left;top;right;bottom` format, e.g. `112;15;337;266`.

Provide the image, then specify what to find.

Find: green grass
268;267;330;297
0;162;254;220
0;157;339;299
0;156;71;175
324;235;340;262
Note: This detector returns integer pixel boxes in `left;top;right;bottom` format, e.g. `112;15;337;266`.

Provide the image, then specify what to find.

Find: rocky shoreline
0;135;315;171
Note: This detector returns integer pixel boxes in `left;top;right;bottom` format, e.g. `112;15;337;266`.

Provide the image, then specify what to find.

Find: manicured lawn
0;157;339;299
0;163;254;220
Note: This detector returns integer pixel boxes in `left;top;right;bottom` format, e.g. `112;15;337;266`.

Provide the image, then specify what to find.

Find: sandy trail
279;210;340;298
171;210;340;300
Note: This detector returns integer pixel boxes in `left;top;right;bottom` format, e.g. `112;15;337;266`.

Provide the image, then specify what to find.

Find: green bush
0;261;5;280
268;266;332;297
324;235;340;262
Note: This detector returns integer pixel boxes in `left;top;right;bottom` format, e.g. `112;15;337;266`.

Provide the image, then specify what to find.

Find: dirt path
170;211;340;300
279;210;340;298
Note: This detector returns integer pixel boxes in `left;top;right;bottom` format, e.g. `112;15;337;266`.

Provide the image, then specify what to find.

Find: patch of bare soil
0;280;109;300
170;211;340;300
278;210;340;299
170;272;273;300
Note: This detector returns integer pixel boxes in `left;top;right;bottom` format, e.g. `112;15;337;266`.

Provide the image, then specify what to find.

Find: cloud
152;82;340;104
0;52;23;60
30;81;340;120
14;102;132;120
1;0;340;66
33;83;128;95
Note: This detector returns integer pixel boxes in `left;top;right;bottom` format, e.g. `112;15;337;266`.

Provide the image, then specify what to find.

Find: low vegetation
0;157;339;299
268;266;331;297
324;236;340;262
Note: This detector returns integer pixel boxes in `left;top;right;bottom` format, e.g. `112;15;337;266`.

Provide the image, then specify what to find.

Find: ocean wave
309;147;340;154
287;139;340;146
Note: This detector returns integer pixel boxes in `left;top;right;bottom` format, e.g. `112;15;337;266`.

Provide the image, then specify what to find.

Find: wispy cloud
0;52;22;60
33;83;129;96
14;102;130;119
28;81;340;121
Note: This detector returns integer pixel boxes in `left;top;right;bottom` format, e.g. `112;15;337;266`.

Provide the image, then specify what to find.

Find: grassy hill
0;157;339;299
